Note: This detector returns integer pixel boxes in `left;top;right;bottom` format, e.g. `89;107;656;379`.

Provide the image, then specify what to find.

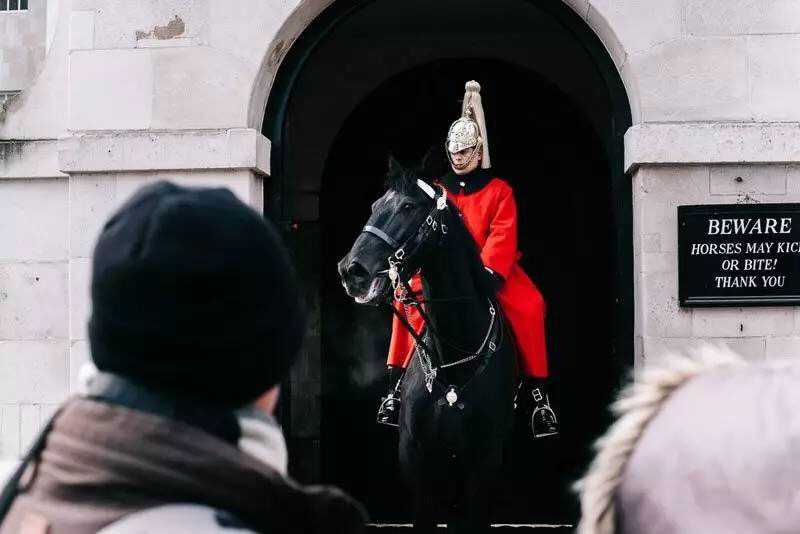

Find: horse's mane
384;155;430;198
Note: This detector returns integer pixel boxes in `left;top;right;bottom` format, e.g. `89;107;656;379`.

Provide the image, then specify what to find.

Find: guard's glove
514;377;559;439
377;365;403;427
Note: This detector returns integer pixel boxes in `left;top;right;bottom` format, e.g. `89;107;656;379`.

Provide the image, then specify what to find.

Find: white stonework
0;0;799;468
0;0;47;92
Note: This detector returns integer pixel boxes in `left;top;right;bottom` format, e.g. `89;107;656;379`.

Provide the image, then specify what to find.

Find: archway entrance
263;0;631;525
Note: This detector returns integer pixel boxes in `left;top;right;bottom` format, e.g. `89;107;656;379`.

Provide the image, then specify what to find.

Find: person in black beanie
0;181;366;534
89;181;305;406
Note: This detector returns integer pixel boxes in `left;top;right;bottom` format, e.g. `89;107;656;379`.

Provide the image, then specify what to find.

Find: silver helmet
445;80;491;170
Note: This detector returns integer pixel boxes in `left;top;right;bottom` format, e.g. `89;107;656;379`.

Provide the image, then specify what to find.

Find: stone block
589;0;682;56
90;0;209;50
641;252;674;273
69;11;95;51
693;307;793;337
0;405;20;459
0;140;66;179
69;259;91;341
0;262;68;340
626;123;800;172
641;233;660;254
69;339;91;393
227;129;270;177
685;0;800;36
739;307;795;336
641;271;692;337
40;404;59;427
0;461;19;482
69;174;117;259
113;173;158;203
709;164;787;196
148;169;254;203
585;4;627;67
0;179;68;261
150;46;251;130
640;336;698;369
766;336;800;360
633;335;644;373
632;38;749;122
642;336;766;369
69;49;153;130
208;0;289;67
0;341;69;404
786;164;800;196
692;308;744;338
19;404;40;454
716;337;766;361
637;166;710;252
749;35;800;122
59;129;269;175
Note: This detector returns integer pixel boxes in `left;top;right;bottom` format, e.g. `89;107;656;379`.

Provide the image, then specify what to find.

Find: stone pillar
0;139;69;479
59;128;271;399
627;123;800;371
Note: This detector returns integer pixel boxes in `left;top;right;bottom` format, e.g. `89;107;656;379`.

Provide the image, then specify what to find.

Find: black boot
515;377;559;439
376;365;403;427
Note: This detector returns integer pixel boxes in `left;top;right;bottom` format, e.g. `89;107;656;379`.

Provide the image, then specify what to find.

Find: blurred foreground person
576;346;800;534
0;182;366;533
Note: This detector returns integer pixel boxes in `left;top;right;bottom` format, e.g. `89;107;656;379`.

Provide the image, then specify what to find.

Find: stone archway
259;0;632;524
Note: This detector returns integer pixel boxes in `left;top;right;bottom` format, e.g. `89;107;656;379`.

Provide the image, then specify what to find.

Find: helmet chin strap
446;140;482;171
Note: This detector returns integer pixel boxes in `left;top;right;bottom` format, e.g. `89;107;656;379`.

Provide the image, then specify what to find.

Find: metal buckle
531;387;543;403
489;341;496;352
441;224;448;234
426;215;434;226
394;248;405;260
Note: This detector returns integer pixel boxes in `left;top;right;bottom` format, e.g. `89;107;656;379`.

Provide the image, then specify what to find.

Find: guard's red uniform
387;175;548;378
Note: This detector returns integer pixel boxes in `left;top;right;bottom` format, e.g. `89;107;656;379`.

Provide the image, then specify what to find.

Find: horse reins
360;179;502;401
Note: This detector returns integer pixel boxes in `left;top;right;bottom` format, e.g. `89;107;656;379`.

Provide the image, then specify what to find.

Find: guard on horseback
378;80;559;439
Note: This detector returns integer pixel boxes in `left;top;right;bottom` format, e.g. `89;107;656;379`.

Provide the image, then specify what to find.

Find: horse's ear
387;154;405;176
419;145;446;178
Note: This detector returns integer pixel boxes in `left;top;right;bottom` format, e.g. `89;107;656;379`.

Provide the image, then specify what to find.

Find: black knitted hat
88;181;306;407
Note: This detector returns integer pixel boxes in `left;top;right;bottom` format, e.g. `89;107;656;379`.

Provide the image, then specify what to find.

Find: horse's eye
402;202;415;211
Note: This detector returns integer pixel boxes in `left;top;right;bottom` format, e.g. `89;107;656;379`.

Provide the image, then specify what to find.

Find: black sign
678;203;800;307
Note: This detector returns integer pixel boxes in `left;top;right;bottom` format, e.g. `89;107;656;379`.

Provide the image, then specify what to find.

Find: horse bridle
360;180;501;402
362;179;449;291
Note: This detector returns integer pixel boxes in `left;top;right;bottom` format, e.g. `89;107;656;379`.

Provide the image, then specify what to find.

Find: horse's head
338;157;444;305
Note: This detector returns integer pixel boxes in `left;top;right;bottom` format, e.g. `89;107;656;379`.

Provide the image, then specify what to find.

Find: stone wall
633;164;800;371
0;0;46;92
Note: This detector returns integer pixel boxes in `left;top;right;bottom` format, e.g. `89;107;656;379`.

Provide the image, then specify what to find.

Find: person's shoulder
98;505;259;534
487;177;513;196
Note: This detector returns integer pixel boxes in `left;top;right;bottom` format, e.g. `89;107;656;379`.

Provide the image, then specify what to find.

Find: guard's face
450;147;482;175
338;188;430;305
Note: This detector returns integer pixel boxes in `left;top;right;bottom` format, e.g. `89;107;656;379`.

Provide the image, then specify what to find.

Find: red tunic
387;176;549;378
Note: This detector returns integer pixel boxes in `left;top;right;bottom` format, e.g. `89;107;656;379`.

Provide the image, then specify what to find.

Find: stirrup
530;390;559;439
376;391;401;427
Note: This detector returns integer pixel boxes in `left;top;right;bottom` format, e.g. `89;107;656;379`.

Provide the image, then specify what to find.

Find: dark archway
263;0;632;525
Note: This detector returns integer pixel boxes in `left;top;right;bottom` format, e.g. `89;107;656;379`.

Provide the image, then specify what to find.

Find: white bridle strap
416;179;436;199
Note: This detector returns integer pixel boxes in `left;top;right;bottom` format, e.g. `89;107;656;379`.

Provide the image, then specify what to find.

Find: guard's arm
480;185;518;281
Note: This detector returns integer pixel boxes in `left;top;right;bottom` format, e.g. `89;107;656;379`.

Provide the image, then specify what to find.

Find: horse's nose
345;260;370;288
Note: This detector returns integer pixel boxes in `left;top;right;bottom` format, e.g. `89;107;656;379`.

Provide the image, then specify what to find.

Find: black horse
338;158;517;533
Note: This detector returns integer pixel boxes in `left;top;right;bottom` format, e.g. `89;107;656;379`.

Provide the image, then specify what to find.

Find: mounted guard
379;80;559;439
